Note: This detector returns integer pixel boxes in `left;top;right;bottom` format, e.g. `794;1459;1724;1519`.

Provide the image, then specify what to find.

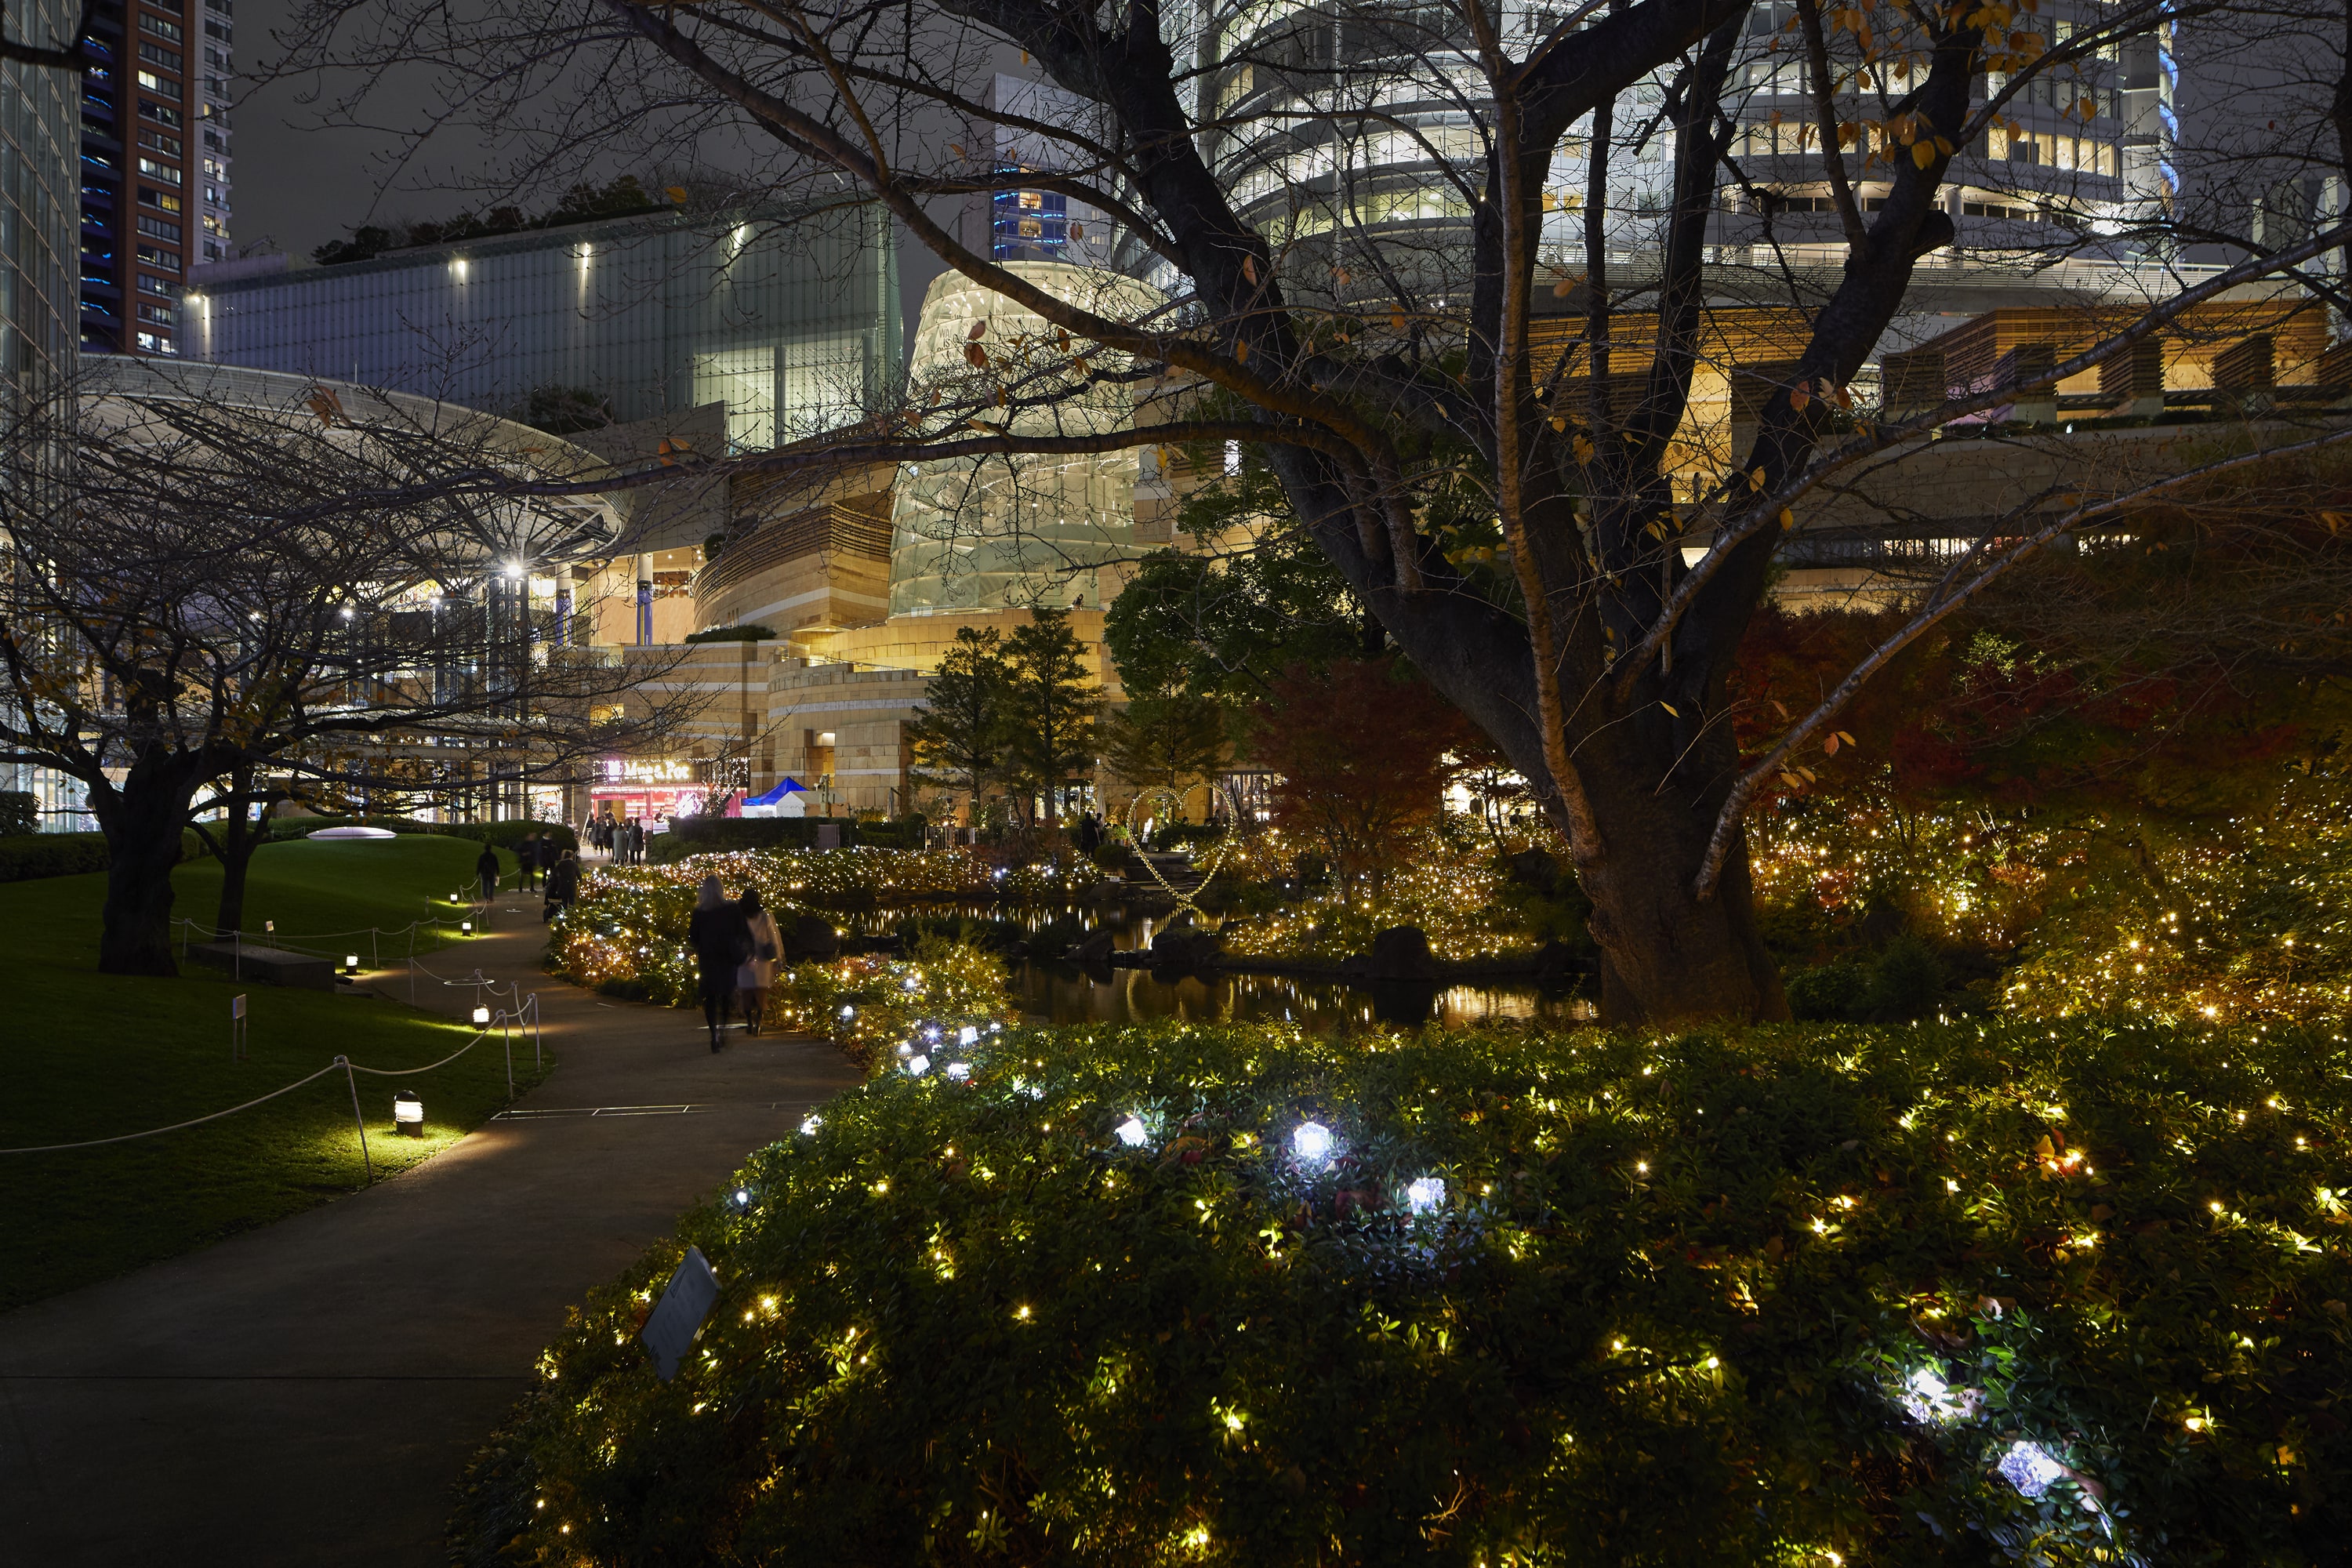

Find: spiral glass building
886;263;1163;615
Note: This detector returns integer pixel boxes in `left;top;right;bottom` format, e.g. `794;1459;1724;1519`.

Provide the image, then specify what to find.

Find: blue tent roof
744;777;810;807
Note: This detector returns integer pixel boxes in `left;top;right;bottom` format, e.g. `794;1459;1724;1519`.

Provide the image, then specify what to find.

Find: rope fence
171;868;545;1000
0;995;544;1186
15;877;562;1178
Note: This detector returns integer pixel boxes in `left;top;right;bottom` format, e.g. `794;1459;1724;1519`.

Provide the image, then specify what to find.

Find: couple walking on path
688;877;781;1052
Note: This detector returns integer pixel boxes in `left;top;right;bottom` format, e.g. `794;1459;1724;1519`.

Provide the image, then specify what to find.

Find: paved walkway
0;878;859;1565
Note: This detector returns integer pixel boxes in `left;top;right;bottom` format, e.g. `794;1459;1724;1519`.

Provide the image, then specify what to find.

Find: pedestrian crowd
584;814;650;866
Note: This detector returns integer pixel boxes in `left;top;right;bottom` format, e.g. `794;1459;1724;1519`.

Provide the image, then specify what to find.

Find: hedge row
648;815;924;860
0;830;213;884
455;1014;2351;1566
0;833;111;883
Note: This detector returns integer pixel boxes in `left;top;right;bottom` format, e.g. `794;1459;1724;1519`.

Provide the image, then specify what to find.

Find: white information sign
640;1246;720;1382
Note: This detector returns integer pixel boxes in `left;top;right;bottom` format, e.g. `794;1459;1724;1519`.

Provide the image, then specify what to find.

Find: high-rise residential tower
77;0;230;356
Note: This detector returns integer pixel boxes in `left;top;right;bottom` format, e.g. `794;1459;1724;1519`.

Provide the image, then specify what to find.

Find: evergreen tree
905;627;1011;820
1100;690;1228;797
1002;608;1102;826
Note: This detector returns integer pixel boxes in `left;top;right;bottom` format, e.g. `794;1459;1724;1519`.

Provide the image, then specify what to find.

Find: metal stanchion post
339;1056;373;1188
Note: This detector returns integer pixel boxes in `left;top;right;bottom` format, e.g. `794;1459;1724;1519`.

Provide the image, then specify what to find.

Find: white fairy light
1405;1176;1446;1213
1115;1116;1149;1147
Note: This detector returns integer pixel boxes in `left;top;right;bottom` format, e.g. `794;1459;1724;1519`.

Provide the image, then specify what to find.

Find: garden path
0;875;858;1566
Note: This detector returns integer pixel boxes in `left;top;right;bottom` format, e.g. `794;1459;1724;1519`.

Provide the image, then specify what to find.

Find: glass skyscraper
184;201;899;448
2;0;79;390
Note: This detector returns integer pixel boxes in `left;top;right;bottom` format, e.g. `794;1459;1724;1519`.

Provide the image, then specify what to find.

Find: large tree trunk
96;786;191;975
1577;779;1787;1025
214;796;263;937
88;743;208;976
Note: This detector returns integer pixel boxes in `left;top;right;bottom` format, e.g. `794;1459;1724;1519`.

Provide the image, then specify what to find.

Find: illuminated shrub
455;1019;2350;1566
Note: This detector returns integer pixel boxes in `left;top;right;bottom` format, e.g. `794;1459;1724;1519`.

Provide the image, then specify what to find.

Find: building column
636;554;655;645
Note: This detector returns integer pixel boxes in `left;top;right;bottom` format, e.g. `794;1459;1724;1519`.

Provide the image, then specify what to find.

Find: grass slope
0;836;543;1310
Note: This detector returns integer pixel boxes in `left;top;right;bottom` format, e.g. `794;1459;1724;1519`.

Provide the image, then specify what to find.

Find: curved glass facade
887;263;1161;615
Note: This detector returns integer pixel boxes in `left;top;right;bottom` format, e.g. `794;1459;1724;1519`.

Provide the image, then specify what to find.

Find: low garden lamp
343;953;361;976
393;1091;423;1137
472;1004;492;1027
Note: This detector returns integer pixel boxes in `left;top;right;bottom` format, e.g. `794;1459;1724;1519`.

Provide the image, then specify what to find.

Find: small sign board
815;824;842;851
231;994;247;1020
640;1246;720;1382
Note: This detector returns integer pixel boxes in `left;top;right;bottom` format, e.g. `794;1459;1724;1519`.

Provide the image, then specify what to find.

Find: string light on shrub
945;1062;971;1082
906;1054;930;1076
800;1114;822;1135
495;1004;2352;1562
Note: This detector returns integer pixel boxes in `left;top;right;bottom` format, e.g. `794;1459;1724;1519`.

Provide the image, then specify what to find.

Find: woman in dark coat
474;842;501;906
688;875;754;1052
543;851;579;923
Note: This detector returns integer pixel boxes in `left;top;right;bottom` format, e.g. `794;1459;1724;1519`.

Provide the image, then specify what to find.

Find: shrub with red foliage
1247;658;1490;894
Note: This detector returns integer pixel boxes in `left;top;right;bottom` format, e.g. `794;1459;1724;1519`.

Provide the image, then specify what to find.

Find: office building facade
2;0;78;388
184;201;899;448
77;0;230;356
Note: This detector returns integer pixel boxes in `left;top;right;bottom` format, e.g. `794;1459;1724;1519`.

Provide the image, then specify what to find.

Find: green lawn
0;836;546;1310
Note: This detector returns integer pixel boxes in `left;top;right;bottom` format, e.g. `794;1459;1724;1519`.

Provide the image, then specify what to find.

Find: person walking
736;887;782;1036
543;849;579;923
688;876;754;1052
517;833;541;892
474;841;501;906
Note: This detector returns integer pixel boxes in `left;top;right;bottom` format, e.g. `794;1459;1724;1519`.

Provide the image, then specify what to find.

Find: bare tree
0;0;97;71
0;361;698;974
270;0;2352;1019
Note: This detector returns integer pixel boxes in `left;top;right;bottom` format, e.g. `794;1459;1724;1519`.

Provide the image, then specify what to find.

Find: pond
855;900;1594;1035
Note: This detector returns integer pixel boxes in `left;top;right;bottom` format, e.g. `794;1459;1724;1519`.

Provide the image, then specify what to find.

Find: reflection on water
852;899;1592;1034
